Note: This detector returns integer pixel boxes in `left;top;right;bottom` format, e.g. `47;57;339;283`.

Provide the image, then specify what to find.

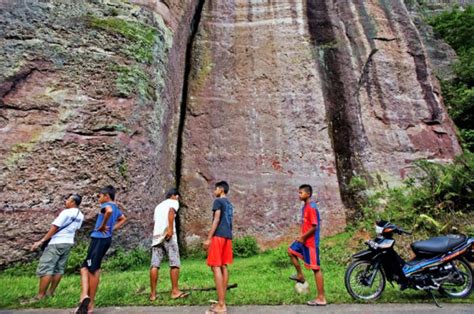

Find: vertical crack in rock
306;0;368;218
174;0;205;248
175;0;205;188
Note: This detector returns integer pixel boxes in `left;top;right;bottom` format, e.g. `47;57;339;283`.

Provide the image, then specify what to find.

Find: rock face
406;1;459;80
0;0;200;266
0;0;462;265
179;0;461;246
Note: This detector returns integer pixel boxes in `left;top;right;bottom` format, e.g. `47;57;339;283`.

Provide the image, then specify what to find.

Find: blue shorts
288;241;320;270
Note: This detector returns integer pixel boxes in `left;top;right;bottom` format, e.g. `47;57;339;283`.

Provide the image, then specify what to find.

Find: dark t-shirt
212;198;234;239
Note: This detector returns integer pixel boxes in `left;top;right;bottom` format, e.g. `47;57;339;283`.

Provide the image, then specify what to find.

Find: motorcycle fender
352;249;376;260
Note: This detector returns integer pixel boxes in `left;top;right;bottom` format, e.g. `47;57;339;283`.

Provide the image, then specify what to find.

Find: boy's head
65;194;82;208
298;184;312;201
214;181;229;197
98;185;116;204
166;188;180;200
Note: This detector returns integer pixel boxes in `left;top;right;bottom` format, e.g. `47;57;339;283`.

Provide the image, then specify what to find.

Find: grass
1;232;473;310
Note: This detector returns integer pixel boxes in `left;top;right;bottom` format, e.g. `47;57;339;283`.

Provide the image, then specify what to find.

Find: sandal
205;308;227;314
74;296;90;314
307;300;327;306
171;291;190;299
289;274;305;284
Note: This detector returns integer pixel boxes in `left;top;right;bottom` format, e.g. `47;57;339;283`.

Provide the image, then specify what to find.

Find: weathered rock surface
406;1;459;80
180;0;461;246
0;0;463;264
0;0;199;266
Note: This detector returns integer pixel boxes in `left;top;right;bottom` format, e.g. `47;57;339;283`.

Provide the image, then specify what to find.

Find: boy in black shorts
75;186;127;314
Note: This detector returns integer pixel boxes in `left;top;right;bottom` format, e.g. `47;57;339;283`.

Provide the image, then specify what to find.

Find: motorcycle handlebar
398;228;412;235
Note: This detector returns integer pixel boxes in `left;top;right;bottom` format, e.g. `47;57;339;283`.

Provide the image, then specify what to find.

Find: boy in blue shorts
75;185;127;314
288;184;327;306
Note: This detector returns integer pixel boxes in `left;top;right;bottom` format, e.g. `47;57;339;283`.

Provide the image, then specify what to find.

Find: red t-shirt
300;201;319;247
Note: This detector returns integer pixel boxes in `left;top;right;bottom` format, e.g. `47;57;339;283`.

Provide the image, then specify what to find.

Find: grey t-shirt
212;198;234;239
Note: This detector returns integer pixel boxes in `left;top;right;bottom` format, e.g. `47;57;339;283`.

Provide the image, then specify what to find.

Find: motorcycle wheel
439;258;473;298
345;260;386;301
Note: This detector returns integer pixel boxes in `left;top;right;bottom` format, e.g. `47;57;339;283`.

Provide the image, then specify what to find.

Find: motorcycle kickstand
427;290;442;308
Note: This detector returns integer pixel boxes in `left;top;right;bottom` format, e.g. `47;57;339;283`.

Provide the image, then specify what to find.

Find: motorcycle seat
411;234;466;256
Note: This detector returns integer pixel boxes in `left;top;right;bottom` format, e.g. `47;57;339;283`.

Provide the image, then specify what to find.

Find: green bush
2;260;38;276
427;6;474;151
102;246;149;272
64;241;89;274
233;236;260;258
2;241;88;276
266;245;292;269
182;242;207;259
359;153;474;235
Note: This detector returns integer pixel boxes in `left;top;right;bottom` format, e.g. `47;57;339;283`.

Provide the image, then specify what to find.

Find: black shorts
82;237;112;273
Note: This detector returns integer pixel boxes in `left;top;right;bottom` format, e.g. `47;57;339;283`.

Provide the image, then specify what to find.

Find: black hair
99;185;116;201
299;184;313;197
215;181;229;194
69;193;82;206
166;188;180;199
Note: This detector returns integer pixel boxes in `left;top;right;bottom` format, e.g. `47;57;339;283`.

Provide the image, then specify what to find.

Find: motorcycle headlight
375;225;384;235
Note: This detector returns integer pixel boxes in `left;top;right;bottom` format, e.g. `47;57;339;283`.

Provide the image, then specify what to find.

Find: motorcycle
345;221;474;305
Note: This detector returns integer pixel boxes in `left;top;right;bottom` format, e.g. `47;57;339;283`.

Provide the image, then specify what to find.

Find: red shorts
207;236;233;267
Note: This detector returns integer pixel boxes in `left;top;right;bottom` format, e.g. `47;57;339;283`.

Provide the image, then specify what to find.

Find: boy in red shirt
288;184;327;306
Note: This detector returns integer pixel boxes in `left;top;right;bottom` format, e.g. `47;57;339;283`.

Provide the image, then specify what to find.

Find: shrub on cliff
428;5;474;151
360;152;474;235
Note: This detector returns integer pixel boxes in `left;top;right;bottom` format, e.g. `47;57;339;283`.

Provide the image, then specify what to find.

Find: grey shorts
36;243;73;276
151;239;181;268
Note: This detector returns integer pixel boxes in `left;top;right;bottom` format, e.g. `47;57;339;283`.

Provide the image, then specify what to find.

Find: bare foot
88;301;94;313
149;294;157;302
316;297;327;304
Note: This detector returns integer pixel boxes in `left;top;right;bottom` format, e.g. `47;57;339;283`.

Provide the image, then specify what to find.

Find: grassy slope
1;232;473;309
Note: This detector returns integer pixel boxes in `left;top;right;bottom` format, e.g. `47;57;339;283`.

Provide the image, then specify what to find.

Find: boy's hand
31;240;43;251
202;239;211;250
165;229;173;240
97;225;110;234
296;236;305;243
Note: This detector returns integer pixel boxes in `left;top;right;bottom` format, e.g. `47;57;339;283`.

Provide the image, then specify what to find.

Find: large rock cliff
0;0;200;266
0;0;462;265
179;0;461;246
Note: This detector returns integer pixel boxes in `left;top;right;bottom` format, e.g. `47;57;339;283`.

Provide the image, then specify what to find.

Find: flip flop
171;292;190;299
289;274;305;284
307;300;327;306
205;308;227;314
19;296;42;305
75;296;91;314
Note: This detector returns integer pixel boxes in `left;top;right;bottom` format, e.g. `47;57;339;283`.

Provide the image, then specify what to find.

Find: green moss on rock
115;65;152;99
88;16;161;63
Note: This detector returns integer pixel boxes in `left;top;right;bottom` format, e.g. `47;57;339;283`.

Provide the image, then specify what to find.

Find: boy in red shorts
288;184;327;306
203;181;234;314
